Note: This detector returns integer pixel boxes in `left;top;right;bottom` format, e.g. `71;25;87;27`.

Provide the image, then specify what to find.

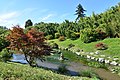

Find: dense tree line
0;3;120;51
25;2;120;43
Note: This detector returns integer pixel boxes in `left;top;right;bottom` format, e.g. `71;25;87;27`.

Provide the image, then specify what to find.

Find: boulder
98;58;104;63
86;55;91;59
75;52;80;56
110;61;118;66
105;59;110;64
95;51;99;55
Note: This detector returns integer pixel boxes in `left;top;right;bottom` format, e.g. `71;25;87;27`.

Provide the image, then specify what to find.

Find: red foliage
95;42;108;50
6;25;52;66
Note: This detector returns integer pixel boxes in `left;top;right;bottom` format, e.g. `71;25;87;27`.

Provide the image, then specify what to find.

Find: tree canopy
6;25;52;66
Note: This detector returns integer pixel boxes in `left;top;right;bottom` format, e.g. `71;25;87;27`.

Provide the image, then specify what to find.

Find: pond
11;50;120;80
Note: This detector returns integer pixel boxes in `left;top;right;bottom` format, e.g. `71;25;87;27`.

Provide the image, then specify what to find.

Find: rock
98;58;104;63
89;52;94;55
95;58;98;61
113;58;119;61
86;55;91;59
110;61;118;66
75;52;80;56
108;57;111;59
105;59;110;64
91;57;95;60
100;55;105;57
95;51;99;55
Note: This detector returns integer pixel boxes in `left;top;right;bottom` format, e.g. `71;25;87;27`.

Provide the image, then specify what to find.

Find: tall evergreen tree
75;4;86;22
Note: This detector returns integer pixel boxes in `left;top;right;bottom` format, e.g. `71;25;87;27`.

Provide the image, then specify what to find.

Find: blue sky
0;0;120;28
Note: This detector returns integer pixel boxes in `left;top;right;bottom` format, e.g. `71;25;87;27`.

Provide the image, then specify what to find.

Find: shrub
95;42;108;50
68;43;75;48
0;36;10;51
46;35;53;40
70;32;78;40
58;64;68;74
51;43;59;49
0;48;12;62
87;61;108;69
59;36;65;41
79;69;100;79
80;28;98;43
55;33;60;39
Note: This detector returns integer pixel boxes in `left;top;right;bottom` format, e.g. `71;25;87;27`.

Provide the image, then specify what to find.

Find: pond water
11;50;120;80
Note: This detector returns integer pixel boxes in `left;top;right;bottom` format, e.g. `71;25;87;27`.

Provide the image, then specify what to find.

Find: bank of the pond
0;62;92;80
49;38;120;60
11;52;120;80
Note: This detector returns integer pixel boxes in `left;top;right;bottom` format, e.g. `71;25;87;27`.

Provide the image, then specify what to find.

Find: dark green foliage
0;27;10;51
75;4;86;22
0;48;12;62
25;19;33;28
0;37;10;51
58;64;68;74
68;43;75;48
24;3;120;43
0;26;8;35
70;32;79;40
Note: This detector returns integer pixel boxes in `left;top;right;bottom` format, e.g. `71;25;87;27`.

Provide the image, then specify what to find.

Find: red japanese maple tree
6;25;52;66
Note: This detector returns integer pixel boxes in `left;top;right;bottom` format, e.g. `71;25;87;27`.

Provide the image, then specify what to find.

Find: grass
49;38;120;59
0;62;94;80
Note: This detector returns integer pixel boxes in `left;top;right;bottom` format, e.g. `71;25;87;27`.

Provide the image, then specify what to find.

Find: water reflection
11;54;28;64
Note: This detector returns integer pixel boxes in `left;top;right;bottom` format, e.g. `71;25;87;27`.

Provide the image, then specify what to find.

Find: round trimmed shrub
95;42;108;50
46;35;53;40
55;33;60;39
0;48;12;62
59;36;65;41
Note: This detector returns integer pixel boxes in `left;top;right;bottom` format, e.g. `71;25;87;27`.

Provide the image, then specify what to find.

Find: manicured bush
46;35;53;40
0;48;12;62
0;36;10;51
68;43;75;48
55;33;61;39
95;42;108;50
51;43;59;49
59;36;65;41
80;28;98;43
70;32;78;40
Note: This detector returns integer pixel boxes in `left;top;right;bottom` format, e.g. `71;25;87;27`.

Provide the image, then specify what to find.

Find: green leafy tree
25;19;33;28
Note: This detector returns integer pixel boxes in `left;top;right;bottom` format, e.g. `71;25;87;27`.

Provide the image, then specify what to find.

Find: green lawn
0;62;93;80
49;38;120;59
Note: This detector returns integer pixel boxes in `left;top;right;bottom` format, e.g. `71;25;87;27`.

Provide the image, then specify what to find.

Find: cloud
60;13;69;18
0;8;37;28
0;12;19;28
41;14;55;21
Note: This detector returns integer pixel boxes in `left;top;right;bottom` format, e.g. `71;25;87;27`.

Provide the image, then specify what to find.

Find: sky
0;0;120;28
